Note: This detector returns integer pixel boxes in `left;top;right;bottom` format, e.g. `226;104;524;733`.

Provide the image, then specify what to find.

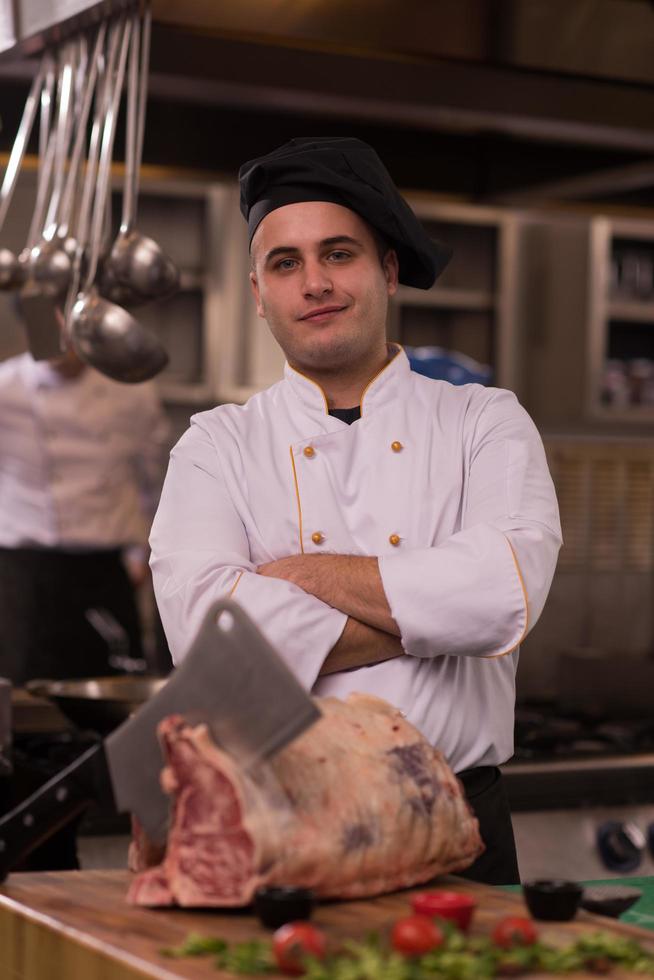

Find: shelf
394;287;495;311
608;300;654;323
591;404;654;424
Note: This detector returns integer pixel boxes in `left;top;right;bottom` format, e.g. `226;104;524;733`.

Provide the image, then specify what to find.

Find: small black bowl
253;886;314;929
522;879;583;921
580;885;643;919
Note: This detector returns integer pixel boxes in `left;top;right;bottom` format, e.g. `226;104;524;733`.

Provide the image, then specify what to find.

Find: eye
274;258;298;271
327;250;351;262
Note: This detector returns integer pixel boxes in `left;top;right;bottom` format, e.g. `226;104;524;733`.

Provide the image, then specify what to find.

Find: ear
382;249;399;297
249;271;266;319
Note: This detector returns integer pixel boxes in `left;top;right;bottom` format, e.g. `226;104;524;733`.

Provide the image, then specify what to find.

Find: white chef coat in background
0;352;170;551
150;347;561;773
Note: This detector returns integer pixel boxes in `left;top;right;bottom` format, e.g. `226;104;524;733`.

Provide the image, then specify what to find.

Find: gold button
391;441;403;453
303;446;316;458
311;531;324;545
389;533;401;547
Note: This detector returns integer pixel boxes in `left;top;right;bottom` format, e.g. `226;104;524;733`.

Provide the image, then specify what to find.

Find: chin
297;343;356;372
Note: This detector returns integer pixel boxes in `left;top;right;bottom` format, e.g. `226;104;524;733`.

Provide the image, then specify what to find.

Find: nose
302;259;333;299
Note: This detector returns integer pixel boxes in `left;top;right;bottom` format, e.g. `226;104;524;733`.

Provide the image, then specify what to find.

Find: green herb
215;939;276;974
161;932;228;958
161;928;654;978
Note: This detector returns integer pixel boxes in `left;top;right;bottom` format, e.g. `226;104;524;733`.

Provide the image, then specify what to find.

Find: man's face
249;202;398;375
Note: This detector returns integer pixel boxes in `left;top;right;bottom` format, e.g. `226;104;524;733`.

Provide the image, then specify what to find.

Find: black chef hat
239;137;452;289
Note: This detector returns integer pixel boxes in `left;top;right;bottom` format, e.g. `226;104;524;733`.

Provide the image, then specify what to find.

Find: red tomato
272;922;327;976
491;916;539;949
410;891;477;931
391;914;445;956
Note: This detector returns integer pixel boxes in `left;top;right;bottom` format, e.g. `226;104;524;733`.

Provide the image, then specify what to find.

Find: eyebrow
263;236;364;266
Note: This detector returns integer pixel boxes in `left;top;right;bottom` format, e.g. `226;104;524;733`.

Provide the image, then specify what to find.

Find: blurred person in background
0;314;170;686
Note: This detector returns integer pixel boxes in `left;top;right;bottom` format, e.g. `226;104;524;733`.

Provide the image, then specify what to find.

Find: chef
0;336;170;685
150;136;562;885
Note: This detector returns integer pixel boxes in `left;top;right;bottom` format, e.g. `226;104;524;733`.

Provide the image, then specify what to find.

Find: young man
150;137;562;884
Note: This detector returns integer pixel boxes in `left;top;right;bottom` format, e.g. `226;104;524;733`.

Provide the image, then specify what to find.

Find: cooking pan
25;676;167;736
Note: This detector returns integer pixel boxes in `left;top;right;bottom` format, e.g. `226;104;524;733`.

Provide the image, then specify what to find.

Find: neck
292;345;394;409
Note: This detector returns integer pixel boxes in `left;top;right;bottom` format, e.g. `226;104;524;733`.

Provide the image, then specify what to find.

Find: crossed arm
257;554;406;675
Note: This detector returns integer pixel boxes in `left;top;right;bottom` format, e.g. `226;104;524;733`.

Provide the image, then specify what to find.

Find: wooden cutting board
1;870;654;980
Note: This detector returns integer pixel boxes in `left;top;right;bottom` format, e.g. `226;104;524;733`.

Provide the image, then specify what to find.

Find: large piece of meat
127;693;483;907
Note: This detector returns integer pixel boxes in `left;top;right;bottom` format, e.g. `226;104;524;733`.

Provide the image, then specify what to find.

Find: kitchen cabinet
109;176;238;408
588;215;654;423
521;211;654;429
389;198;524;395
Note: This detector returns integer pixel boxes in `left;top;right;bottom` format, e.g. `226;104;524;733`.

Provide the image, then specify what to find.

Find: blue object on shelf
405;346;492;386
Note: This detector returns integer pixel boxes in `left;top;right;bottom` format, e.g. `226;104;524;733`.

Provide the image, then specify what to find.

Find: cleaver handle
0;742;109;882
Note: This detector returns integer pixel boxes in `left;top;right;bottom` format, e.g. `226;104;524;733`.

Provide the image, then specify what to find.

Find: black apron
456;765;521;885
0;547;143;685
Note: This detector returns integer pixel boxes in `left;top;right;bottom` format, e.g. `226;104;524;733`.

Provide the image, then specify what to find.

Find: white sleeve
149;422;347;687
378;389;562;659
132;383;171;527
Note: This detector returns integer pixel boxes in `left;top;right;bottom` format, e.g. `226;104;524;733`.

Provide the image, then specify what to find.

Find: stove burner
513;704;654;761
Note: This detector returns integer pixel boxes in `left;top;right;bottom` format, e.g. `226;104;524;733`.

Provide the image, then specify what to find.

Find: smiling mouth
299;305;347;322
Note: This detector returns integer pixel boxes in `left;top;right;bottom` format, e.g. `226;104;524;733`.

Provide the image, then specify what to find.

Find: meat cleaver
0;599;321;881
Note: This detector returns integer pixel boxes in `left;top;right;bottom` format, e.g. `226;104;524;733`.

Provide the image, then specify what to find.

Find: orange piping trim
481;537;530;660
359;344;402;414
289;446;305;554
287;364;329;414
228;570;244;598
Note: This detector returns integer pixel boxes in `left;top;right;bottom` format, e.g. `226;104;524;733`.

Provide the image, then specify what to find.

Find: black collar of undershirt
328;406;361;425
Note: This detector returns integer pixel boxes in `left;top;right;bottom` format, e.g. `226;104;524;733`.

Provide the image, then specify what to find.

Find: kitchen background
1;0;654;881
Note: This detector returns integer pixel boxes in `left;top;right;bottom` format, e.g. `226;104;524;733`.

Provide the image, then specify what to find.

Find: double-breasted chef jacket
150;346;562;774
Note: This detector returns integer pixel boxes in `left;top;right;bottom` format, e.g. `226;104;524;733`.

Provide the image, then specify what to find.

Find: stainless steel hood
5;0;654;90
3;1;654;200
3;0;654;155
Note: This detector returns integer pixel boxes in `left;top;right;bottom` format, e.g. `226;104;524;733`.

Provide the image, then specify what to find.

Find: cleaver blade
104;598;321;843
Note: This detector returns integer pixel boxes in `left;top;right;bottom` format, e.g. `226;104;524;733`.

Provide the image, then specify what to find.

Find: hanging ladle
69;14;168;383
61;17;117;346
0;57;48;289
100;1;179;305
27;40;77;296
30;27;107;298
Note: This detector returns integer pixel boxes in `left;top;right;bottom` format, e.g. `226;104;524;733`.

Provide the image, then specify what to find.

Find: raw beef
127;693;483;907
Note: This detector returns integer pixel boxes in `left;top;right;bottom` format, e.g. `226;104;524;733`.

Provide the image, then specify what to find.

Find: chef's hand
257;554;400;636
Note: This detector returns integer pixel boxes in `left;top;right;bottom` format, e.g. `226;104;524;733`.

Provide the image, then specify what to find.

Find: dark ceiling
2;0;654;207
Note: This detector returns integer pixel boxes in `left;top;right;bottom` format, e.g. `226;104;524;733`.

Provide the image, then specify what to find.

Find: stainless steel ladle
0;57;48;289
30;28;106;298
100;2;179;305
69;14;168;383
27;41;77;296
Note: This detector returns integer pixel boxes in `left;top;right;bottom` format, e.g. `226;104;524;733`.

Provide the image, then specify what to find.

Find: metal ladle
27;41;77;296
0;58;48;289
17;49;70;288
100;2;179;305
69;14;168;383
61;20;115;345
30;28;107;298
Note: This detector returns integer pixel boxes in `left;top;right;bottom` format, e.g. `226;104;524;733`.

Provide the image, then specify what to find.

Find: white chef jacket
150;347;561;772
0;352;170;551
